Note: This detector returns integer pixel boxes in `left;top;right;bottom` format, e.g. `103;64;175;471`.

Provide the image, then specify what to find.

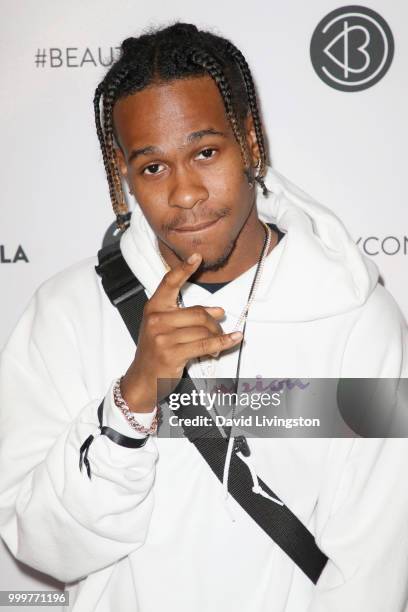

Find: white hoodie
0;166;407;612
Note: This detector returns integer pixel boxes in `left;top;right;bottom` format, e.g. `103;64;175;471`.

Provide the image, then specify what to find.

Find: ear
115;146;128;179
244;113;260;166
114;147;133;193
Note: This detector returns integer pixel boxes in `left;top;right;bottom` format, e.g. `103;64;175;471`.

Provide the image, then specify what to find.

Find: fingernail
187;253;200;264
230;331;243;340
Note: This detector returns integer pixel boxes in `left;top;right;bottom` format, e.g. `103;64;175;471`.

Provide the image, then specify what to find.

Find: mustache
164;207;231;232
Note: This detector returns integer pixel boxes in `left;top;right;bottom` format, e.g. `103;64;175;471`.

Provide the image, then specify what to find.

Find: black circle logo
310;5;394;92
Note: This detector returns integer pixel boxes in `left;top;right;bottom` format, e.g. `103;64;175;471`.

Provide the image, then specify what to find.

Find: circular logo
310;5;394;92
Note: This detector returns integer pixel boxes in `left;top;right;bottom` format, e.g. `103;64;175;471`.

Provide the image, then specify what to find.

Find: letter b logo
310;6;394;92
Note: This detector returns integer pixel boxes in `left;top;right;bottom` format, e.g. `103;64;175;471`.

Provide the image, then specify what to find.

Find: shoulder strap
95;242;328;584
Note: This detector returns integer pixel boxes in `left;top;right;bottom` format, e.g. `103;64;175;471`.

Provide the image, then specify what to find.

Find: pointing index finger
152;252;202;309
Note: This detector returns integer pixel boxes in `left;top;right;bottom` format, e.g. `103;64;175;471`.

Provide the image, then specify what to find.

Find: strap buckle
95;244;144;307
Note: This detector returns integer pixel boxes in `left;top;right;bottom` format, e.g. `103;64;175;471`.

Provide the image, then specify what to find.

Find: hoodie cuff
104;379;157;439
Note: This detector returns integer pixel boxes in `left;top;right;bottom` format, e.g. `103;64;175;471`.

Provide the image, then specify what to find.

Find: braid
94;85;116;222
223;41;269;196
102;67;131;228
94;22;270;228
189;48;251;170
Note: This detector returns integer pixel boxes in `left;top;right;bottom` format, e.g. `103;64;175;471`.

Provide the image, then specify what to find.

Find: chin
196;243;235;272
164;232;236;271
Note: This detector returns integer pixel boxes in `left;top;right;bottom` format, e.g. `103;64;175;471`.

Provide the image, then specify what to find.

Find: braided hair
94;22;270;230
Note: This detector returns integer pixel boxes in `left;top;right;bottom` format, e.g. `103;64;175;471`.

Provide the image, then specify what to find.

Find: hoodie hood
120;165;379;322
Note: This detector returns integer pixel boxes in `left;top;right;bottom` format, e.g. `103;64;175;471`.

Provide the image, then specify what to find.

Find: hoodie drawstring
236;451;284;506
222;437;284;521
222;436;237;521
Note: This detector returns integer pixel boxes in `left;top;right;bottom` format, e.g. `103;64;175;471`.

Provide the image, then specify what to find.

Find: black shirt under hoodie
190;223;285;293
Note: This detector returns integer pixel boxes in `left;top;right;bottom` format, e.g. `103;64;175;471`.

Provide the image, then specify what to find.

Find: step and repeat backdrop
0;0;407;606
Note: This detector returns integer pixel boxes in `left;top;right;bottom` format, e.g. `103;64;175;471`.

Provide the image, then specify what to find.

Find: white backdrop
1;0;407;608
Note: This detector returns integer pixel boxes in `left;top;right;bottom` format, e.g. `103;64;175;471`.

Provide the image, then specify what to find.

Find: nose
167;167;209;209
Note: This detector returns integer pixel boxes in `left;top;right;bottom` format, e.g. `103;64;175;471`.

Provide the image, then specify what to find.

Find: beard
197;238;236;272
189;198;255;273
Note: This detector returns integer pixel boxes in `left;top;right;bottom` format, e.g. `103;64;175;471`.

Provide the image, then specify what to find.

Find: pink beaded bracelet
113;377;159;435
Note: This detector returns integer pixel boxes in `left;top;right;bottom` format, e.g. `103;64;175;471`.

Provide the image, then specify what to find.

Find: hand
120;253;243;412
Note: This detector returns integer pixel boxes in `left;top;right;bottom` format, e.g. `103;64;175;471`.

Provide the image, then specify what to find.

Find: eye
196;148;217;160
142;163;165;175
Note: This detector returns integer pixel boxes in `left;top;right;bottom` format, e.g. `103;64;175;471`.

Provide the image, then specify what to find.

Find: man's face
113;75;259;270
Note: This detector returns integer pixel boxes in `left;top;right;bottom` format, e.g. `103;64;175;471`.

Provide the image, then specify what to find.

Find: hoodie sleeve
0;287;159;585
308;285;408;611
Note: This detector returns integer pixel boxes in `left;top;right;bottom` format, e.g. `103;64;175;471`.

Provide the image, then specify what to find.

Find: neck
158;206;278;283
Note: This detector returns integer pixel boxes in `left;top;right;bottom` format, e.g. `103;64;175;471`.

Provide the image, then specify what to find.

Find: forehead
112;75;232;150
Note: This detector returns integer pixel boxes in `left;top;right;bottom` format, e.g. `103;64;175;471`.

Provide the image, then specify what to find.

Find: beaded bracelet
113;377;159;435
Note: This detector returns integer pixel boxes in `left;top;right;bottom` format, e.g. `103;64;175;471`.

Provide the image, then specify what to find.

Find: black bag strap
95;242;328;584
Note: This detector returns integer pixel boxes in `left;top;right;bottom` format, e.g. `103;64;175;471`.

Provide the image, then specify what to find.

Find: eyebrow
127;128;226;163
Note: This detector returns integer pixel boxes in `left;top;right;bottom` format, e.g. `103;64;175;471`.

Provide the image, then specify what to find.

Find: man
0;21;407;612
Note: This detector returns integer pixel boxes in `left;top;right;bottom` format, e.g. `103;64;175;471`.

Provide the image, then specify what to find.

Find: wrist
113;377;158;436
120;373;157;413
105;380;156;438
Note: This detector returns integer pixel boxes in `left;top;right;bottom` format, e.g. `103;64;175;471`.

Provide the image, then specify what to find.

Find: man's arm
0;292;158;585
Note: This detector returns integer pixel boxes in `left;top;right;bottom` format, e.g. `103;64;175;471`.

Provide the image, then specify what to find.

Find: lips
171;218;221;233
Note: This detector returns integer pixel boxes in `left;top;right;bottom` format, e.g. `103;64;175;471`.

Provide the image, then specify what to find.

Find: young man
0;22;407;612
